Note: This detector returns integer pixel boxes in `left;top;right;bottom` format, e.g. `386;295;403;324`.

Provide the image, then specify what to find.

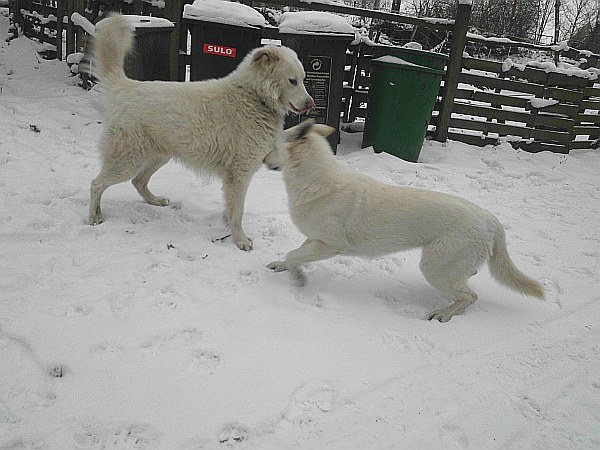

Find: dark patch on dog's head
289;119;316;143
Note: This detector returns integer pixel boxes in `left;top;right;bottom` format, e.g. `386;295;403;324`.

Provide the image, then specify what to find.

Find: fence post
65;0;75;57
433;0;471;142
164;0;185;81
56;0;64;60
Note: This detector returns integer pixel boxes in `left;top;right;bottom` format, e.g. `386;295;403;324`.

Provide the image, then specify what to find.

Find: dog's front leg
268;239;339;286
223;171;253;251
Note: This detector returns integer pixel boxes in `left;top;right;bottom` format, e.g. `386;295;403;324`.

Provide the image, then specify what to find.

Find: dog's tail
488;226;544;299
94;14;132;86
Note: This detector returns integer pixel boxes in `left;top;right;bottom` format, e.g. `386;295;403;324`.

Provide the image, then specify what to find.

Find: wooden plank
533;113;574;132
451;101;532;123
446;131;498;147
514;141;569;154
461;57;502;73
257;0;453;31
449;116;531;138
454;88;528;108
459;72;546;96
581;99;600;110
576;113;600;125
503;66;549;85
526;102;578;118
448;116;570;143
547;71;591;89
570;140;597;149
583;86;600;98
573;125;600;135
462;58;586;91
465;33;557;53
543;86;584;104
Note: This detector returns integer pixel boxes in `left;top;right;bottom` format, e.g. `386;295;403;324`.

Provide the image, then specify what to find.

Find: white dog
268;120;544;322
89;15;314;250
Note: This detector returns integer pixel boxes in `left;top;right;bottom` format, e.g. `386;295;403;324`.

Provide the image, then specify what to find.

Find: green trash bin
362;56;444;162
372;45;448;71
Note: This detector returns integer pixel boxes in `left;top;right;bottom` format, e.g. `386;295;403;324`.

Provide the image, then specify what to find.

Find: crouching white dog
268;120;544;322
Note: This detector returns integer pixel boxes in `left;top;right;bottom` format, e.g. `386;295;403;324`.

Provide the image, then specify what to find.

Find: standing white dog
89;15;314;250
268;120;544;322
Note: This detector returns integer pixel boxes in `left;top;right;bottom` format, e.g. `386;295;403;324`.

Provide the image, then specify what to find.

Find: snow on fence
8;0;600;153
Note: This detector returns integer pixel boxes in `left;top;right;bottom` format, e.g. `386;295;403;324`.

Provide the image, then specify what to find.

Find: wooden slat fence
341;16;599;153
433;57;600;153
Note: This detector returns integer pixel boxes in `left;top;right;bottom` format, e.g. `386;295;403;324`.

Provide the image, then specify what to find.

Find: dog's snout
306;97;316;111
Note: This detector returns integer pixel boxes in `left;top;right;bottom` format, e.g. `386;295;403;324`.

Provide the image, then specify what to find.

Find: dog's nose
305;97;316;111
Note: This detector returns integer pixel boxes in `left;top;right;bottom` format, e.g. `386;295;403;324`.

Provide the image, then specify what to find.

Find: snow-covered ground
1;10;599;450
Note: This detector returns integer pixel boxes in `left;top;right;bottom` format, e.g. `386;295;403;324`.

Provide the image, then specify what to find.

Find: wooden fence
8;0;600;153
344;40;600;153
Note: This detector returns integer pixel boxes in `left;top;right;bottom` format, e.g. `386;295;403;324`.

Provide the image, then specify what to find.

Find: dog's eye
289;78;298;86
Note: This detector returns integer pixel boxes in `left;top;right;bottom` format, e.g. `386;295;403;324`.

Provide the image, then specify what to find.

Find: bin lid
278;11;356;38
122;15;175;29
183;0;268;29
375;44;448;61
371;55;445;75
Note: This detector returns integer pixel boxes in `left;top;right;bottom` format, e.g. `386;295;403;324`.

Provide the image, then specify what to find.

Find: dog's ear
289;119;316;142
252;46;280;66
313;124;335;138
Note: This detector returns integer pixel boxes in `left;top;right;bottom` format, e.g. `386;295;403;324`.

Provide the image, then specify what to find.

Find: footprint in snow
218;422;248;446
0;335;57;422
89;328;203;364
89;343;125;362
72;421;160;449
43;303;93;318
540;278;562;309
136;328;203;361
187;349;221;376
281;381;336;427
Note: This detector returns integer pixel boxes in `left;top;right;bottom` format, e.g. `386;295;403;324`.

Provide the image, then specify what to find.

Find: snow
278;11;355;36
372;55;423;68
183;0;268;29
70;12;95;36
501;56;598;81
121;15;174;29
529;98;559;109
402;41;422;50
1;10;600;450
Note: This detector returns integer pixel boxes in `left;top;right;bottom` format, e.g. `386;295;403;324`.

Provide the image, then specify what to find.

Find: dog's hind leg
268;239;340;286
89;146;144;225
132;157;170;206
419;236;486;322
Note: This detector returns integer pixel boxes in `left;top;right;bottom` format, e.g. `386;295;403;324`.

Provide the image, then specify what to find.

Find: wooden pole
164;0;185;81
433;0;471;143
65;0;75;57
56;0;64;60
554;0;560;64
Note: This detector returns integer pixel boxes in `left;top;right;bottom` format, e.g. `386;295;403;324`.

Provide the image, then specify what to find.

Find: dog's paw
428;309;452;323
235;236;253;251
267;260;288;272
89;215;104;225
148;196;169;207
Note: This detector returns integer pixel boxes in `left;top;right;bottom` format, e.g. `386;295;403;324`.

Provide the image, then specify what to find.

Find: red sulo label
203;43;237;58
